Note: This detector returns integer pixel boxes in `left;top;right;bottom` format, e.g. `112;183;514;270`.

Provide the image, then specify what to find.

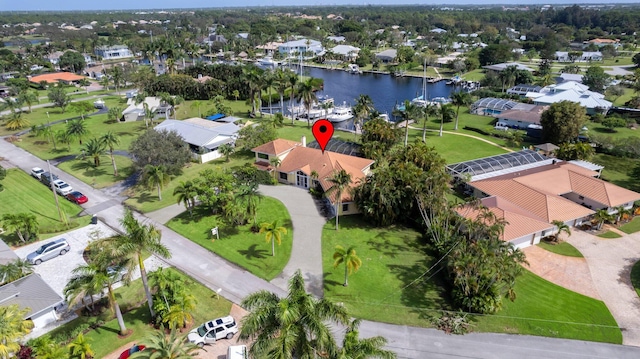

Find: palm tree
67;333;95;359
100;131;120;176
163;290;197;329
616;206;632;224
336;319;396;359
259;220;288;256
130;329;199;359
288;71;298;123
274;68;289;115
239;270;349;359
551;220;571;243
399;100;421;147
83;138;105;167
439;104;455;137
189;100;203;118
109;209;172;319
240;184;263;227
450;91;472;130
325;169;353;230
218;143;234;162
4;116;30;130
353;94;373;139
66;118;89;145
17;91;38;113
593;209;613;230
173;181;198;216
56;129;73;151
64;268;103;313
296;78;319;128
0;259;33;284
333;245;362;286
34;124;57;149
270;157;281;181
143;165;171;200
263;71;276;114
1;213;38;243
422;102;438;142
0;305;33;359
107;106;122;123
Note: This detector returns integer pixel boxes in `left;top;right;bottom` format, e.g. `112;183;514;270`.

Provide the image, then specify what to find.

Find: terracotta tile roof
589;38;618;43
29;72;86;84
568;171;640;207
276;146;374;203
194;75;213;83
252;139;301;156
457;196;553;242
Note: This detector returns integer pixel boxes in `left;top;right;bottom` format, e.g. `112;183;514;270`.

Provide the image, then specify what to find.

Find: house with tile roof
252;137;374;215
0;240;64;328
28;72;86;85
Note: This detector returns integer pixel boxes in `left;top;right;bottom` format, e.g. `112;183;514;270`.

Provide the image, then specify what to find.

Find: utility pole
46;160;65;223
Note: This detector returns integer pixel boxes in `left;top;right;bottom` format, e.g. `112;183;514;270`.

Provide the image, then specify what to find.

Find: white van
227;345;247;359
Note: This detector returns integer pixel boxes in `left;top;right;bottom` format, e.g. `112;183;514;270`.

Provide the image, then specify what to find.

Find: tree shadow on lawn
322;272;343;291
238;244;269;260
132;192;156;205
70;160;108;177
366;232;423;259
28;208;65;224
91;307;151;336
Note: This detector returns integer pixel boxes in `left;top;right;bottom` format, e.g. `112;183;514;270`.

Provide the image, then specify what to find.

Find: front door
296;171;308;188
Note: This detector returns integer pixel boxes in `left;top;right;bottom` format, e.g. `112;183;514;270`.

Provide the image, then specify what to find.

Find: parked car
53;180;73;195
26;238;70;265
118;344;145;359
65;191;88;204
30;167;45;179
40;172;59;186
187;316;238;347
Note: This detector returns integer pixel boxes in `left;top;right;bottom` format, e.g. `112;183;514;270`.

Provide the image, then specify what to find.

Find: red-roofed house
29;72;86;85
252;137;374;215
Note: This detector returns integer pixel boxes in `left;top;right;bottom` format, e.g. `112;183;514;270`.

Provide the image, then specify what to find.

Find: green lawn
631;261;640;298
0;169;83;244
322;215;621;343
597;230;623;239
593;154;640;192
474;270;621;343
124;150;255;213
57;155;133;189
461;69;486;81
47;268;232;358
537;241;584;257
178;99;252;120
167;197;293;281
619;217;640;234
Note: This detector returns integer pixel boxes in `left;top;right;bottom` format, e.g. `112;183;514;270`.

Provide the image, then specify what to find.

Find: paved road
2;138;640;357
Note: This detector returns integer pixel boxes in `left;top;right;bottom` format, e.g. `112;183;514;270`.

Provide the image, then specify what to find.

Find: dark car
40;172;59;186
119;344;145;359
65;191;88;204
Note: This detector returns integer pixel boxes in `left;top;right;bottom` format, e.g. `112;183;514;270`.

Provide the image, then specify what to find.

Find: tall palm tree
56;129;73;151
239;270;349;359
100;131;120;176
240;184;263;227
450;91;472;130
189;100;203;118
0;259;33;284
593;209;613;230
274;68;289;115
439;104;455;137
551;220;571;243
218;143;234;162
296;78;319;128
336;319;396;359
259;220;288;257
67;333;95;359
0;305;33;359
173;180;198;216
333;245;362;286
130;329;199;359
143;165;171;200
353;94;373;139
17;91;38;113
399;100;421;147
270;157;282;181
243;66;261;115
109;209;172;319
422;102;438;142
263;71;276;114
83;138;105;167
66;118;89;145
64;268;103;313
325;169;353;230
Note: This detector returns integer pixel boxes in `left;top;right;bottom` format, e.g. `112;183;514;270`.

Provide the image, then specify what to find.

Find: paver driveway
566;230;640;346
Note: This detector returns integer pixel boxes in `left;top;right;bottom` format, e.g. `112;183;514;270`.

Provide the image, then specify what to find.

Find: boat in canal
326;102;354;123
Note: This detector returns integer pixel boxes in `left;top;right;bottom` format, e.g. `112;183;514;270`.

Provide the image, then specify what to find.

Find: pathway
408;125;515;153
3;138;640;356
566;230;640;346
522;245;600;299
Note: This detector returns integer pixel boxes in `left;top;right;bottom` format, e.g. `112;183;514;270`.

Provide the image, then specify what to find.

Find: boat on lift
326;102;354;123
346;64;363;74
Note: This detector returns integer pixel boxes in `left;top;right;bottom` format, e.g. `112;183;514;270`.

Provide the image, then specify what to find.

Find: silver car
26;238;70;264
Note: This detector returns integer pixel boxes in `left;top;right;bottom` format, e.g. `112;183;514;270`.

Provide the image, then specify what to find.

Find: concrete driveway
566;230;640;346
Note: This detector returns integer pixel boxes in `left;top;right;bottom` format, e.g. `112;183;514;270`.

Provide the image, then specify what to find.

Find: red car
65;191;88;204
119;344;145;359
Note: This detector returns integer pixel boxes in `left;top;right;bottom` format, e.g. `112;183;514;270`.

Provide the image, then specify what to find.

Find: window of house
342;203;349;212
279;172;287;180
258;153;268;160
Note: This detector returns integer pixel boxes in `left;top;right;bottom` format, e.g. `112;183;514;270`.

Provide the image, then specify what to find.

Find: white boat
346;64;362;74
289;96;334;119
326;102;353;123
410;59;429;107
257;56;279;70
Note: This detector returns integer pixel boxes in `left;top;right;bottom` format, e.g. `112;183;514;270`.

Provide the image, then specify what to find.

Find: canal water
281;65;454;130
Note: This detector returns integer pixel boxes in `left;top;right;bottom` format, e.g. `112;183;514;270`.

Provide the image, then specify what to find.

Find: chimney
301;136;306;147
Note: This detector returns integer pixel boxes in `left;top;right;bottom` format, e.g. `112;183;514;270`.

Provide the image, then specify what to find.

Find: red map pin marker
312;119;334;154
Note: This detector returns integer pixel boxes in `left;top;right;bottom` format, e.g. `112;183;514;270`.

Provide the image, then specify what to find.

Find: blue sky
4;1;639;12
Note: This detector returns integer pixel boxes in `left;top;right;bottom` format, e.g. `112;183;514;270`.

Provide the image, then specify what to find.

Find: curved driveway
2;138;640;358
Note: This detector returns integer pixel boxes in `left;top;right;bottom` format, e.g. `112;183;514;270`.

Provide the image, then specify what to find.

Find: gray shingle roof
0;240;19;265
0;274;63;319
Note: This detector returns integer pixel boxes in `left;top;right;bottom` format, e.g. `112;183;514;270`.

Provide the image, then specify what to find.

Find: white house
154;118;240;163
278;39;324;57
555;51;602;62
430;28;447;34
375;49;397;63
94;45;133;60
121;97;172;122
528;81;612;114
330;45;360;61
327;36;345;43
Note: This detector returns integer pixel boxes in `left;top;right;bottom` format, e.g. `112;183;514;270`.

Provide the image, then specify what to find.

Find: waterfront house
278;39;324;57
330;45;360;61
94;45;133;60
527;81;612;114
252;138;374;216
375;49;397;63
121;97;172;122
